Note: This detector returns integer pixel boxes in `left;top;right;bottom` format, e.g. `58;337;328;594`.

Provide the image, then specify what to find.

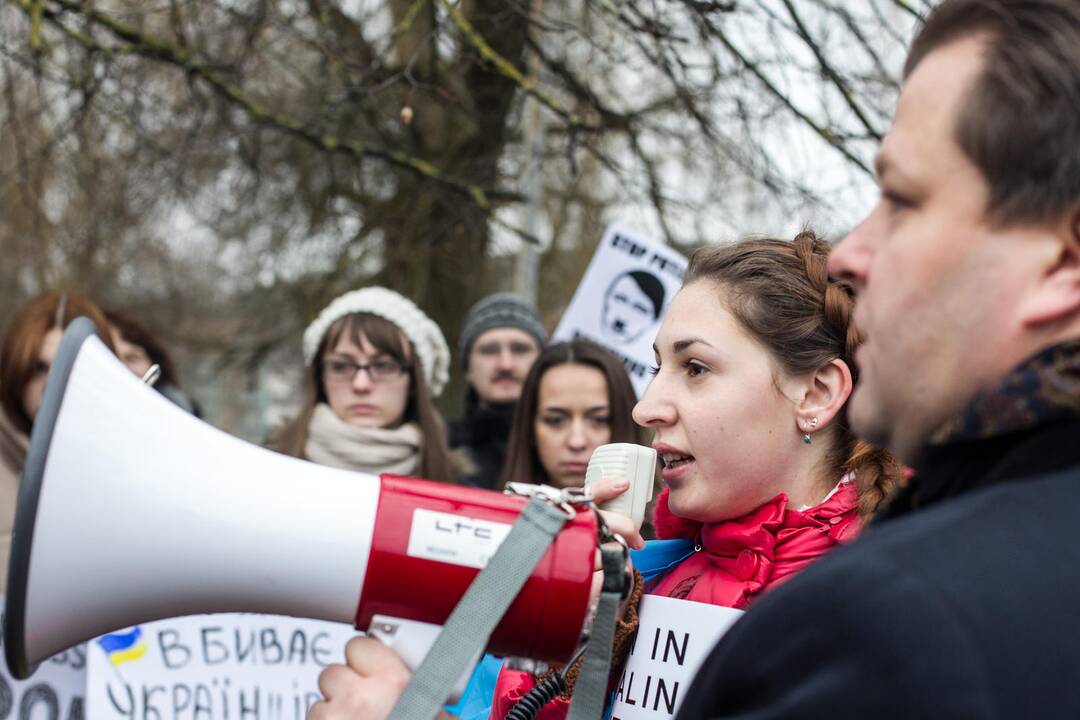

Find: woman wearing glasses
272;287;460;482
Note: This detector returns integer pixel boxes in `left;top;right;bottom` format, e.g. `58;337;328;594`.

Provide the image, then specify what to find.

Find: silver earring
810;417;819;428
802;432;812;445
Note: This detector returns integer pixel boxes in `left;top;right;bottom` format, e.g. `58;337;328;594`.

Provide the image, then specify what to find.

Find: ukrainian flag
97;627;147;666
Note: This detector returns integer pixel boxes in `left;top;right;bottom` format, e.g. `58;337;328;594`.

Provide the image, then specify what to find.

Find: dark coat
449;403;515;490
676;347;1080;719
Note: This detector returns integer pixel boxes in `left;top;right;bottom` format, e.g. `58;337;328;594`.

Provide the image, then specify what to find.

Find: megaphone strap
565;545;627;720
388;496;570;720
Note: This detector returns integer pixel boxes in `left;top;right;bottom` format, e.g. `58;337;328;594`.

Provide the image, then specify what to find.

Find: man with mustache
674;0;1080;716
450;293;546;489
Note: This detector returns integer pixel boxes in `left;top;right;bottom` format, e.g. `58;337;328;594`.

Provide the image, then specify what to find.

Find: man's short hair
905;0;1080;227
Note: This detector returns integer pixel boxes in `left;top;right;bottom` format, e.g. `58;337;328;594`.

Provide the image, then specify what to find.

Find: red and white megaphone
4;318;596;681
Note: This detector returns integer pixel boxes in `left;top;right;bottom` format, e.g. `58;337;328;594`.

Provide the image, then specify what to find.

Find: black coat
449;403;515;491
675;417;1080;718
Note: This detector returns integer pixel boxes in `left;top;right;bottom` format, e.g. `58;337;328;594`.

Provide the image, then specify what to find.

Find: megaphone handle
367;615;479;703
387;496;570;720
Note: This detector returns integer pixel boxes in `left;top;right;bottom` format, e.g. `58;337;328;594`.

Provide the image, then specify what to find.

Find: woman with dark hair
271;287;460;483
498;339;644;491
0;290;114;592
104;308;201;416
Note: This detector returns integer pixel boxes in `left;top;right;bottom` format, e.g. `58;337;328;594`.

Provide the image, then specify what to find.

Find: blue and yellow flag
96;627;147;666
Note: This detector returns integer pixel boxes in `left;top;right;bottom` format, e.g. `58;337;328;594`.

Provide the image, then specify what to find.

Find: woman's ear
794;358;853;433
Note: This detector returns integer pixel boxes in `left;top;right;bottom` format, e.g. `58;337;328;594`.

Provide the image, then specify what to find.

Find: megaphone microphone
4;318;597;685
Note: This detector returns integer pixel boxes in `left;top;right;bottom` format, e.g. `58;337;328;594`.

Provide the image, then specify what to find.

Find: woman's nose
633;376;675;427
351;367;374;391
567;419;588;450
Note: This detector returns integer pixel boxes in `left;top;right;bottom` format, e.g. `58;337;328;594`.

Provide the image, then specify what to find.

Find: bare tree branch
699;13;874;177
17;0;523;207
780;0;882;141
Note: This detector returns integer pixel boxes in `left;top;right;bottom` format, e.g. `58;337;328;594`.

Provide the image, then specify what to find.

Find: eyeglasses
321;357;410;383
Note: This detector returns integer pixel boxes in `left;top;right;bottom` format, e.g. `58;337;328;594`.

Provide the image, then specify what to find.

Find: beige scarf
305;403;422;476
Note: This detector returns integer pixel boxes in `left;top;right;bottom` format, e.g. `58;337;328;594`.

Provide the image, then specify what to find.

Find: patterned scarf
885;339;1080;517
930;339;1080;444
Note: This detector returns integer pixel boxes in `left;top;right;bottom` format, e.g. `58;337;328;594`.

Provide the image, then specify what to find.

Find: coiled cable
503;643;588;720
503;672;569;720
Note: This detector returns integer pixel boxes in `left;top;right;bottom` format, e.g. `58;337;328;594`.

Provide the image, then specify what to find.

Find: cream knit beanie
302;287;451;397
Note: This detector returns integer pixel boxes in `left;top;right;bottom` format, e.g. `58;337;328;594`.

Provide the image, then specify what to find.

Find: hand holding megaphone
311;636;418;720
307;445;656;720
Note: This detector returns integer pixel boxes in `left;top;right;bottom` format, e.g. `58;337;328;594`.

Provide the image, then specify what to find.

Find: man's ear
794;358;854;433
1020;210;1080;328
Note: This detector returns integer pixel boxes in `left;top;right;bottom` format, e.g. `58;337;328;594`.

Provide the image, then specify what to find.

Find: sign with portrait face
553;225;687;396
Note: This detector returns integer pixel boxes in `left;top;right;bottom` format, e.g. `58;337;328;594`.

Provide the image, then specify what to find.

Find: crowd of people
3;0;1080;717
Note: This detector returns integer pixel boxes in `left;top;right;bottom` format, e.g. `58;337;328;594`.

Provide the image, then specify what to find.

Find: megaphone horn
5;318;596;679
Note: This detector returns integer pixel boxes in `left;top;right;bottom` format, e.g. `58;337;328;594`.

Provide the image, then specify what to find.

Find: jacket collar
458;401;515;442
653;478;860;544
880;339;1080;519
650;481;861;606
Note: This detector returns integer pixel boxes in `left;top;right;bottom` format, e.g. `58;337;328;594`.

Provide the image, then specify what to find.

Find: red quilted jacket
489;479;862;719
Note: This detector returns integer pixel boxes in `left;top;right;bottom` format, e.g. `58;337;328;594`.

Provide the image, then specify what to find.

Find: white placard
611;596;743;720
0;597;86;720
85;615;359;720
553;225;687;396
406;509;513;570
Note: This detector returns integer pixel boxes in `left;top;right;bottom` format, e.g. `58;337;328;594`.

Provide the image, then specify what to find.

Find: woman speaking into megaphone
309;234;904;720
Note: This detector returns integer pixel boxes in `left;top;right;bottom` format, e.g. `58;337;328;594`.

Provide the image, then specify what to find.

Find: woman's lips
561;462;588;475
349;404;379;415
653;443;695;480
660;457;694;484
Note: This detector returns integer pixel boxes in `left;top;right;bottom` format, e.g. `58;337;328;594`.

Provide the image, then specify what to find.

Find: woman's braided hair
685;231;902;521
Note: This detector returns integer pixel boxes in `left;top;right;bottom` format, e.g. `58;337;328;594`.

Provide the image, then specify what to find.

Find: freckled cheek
687;406;726;448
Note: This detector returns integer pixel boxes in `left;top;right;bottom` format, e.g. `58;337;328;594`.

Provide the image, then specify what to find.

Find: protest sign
0;598;86;720
611;596;743;720
86;614;358;720
553;225;687;396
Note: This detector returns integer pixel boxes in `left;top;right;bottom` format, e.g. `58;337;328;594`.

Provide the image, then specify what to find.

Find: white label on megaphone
406;509;513;569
